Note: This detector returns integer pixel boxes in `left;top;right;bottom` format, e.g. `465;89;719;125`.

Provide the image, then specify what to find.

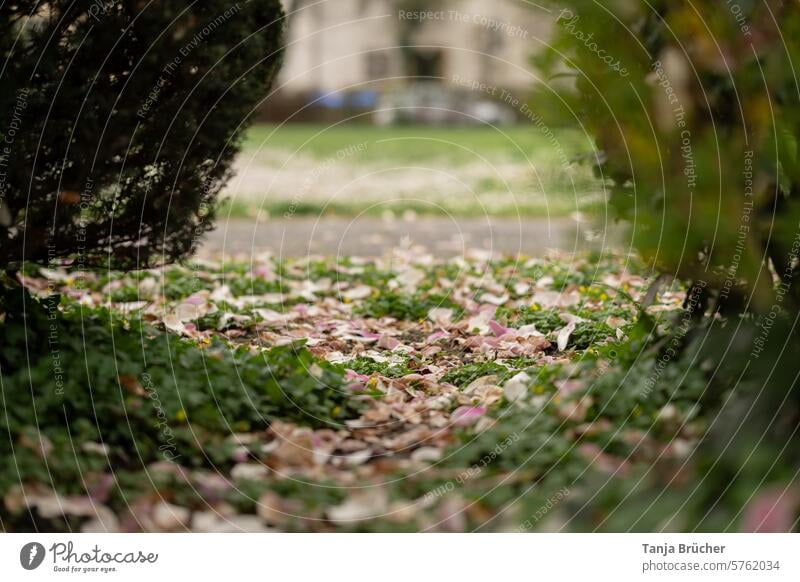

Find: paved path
202;216;622;258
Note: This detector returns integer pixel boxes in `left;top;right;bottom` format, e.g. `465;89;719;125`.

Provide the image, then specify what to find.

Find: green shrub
0;1;284;269
539;0;800;314
538;1;800;529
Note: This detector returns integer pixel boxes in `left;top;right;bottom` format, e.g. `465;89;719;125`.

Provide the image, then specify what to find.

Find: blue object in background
308;90;379;110
348;90;379;109
311;91;346;109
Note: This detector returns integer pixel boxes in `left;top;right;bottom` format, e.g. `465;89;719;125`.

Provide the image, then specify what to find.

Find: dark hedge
0;1;284;270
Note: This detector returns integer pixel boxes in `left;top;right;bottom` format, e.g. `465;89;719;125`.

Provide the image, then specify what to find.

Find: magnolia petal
163;313;186;334
556;321;577;351
516;324;544;337
377;333;400;350
481;293;509;306
504;372;531;402
342;285;373;300
488;319;510;336
428;307;454;325
451;406;486;426
467;311;492;335
328;489;388;523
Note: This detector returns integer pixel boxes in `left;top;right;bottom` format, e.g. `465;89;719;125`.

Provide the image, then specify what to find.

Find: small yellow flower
175;409;187;422
332;405;342;417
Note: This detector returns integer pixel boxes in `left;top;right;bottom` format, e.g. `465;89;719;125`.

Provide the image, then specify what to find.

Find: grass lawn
221;123;603;219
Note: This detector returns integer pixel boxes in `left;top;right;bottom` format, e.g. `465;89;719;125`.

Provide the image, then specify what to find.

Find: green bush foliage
0;1;284;269
539;0;800;314
541;0;800;530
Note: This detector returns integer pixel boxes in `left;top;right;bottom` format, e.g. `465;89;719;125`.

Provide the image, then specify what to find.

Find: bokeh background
209;0;604;258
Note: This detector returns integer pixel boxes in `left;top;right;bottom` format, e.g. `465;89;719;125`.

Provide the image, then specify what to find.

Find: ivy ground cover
2;249;714;532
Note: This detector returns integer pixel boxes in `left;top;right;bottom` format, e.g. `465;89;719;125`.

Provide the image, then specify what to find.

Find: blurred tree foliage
539;0;800;530
538;0;800;315
0;1;284;270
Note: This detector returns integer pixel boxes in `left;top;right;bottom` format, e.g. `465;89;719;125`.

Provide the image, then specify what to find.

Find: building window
408;49;443;80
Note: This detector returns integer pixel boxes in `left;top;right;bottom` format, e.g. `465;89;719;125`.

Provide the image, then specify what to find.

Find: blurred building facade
270;0;552;123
